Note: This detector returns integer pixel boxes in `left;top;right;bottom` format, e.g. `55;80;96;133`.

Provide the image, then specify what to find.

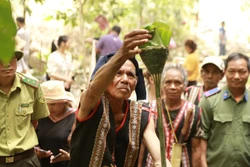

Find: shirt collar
0;73;21;95
10;73;22;92
223;86;248;101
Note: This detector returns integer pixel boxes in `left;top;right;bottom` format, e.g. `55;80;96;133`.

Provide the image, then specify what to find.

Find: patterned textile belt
0;148;34;163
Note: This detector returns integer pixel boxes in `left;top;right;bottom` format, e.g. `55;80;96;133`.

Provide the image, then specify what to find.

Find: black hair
225;52;250;71
112;26;121;35
184;39;197;53
51;40;57;53
51;35;69;53
16;17;25;24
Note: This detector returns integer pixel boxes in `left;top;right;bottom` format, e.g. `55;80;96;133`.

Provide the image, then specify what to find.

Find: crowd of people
1;17;250;167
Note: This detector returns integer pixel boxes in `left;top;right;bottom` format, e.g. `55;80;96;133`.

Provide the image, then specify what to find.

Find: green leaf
44;15;54;21
34;0;44;4
25;6;32;16
0;0;16;64
139;21;172;49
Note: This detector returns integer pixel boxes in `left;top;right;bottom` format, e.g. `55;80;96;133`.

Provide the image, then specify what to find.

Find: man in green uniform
199;52;250;167
0;37;49;167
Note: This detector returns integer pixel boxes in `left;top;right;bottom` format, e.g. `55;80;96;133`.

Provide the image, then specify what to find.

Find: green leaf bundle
139;21;172;49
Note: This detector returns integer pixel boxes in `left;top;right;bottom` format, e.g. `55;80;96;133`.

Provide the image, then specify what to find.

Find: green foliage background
10;0;199;55
6;0;200;81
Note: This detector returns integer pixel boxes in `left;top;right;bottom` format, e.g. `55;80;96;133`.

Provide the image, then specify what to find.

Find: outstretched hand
117;29;151;59
50;149;70;163
34;147;53;159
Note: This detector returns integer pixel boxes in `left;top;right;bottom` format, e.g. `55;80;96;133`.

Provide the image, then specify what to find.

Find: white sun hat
41;80;75;104
201;56;224;71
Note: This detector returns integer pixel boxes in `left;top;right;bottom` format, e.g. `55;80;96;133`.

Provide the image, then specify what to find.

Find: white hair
161;63;188;88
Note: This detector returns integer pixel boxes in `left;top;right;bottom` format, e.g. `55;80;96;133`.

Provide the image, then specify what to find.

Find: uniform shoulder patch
18;73;40;88
37;90;46;103
204;87;221;97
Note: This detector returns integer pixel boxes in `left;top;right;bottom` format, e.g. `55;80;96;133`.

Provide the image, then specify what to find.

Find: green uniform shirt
0;73;49;156
199;86;250;167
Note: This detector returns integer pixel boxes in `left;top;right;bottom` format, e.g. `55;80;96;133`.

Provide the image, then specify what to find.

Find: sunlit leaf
34;0;44;5
44;15;54;21
139;21;172;49
0;0;16;64
26;6;32;16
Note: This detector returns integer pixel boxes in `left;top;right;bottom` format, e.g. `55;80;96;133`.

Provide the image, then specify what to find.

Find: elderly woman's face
106;60;137;100
162;69;185;100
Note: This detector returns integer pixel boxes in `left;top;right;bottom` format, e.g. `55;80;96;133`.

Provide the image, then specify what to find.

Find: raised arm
78;30;151;120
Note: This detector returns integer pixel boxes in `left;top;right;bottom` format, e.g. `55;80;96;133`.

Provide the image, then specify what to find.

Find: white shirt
47;51;73;80
17;27;30;55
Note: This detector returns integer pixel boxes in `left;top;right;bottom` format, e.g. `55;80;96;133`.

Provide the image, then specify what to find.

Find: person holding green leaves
68;29;172;167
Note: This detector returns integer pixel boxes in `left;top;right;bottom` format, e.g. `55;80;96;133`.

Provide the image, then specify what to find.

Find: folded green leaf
139;21;172;49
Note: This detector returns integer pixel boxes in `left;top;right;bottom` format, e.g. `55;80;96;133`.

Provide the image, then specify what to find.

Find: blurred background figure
219;21;226;56
36;80;76;167
16;16;31;74
169;38;177;49
143;69;156;101
46;35;74;91
15;36;29;74
95;25;122;59
183;39;200;87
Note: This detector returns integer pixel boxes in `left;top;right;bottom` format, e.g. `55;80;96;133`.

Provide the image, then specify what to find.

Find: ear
149;76;154;84
135;76;138;85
